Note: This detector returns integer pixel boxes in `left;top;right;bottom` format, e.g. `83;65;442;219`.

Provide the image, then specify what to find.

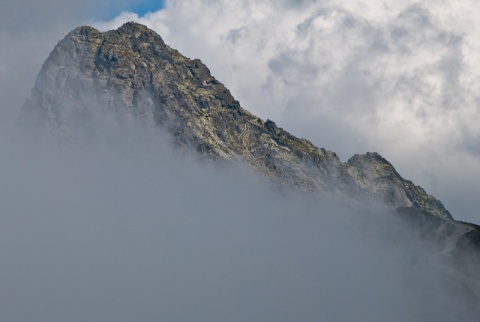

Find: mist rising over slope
2;0;479;221
19;22;452;220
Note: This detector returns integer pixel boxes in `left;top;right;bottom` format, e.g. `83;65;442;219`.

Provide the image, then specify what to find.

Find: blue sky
103;0;164;19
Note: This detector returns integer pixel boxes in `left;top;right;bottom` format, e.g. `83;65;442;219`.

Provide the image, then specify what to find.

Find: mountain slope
21;22;451;219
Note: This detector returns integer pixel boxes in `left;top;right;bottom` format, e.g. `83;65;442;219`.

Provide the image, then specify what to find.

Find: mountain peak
118;21;150;32
120;21;148;29
72;21;150;36
70;25;100;35
21;22;451;219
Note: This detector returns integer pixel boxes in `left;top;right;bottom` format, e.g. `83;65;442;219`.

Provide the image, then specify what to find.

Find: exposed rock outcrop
20;22;452;219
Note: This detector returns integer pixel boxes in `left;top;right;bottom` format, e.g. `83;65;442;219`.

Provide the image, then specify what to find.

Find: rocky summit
21;21;451;220
19;21;480;298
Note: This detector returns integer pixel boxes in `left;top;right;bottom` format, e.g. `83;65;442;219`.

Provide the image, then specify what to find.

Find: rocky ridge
21;22;452;220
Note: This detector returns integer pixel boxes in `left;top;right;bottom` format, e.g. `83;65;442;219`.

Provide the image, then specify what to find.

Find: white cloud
95;0;480;221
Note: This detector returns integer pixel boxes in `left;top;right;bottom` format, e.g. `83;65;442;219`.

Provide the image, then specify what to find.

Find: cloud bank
96;0;480;222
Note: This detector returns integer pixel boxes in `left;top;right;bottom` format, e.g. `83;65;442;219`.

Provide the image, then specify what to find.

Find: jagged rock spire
20;22;452;219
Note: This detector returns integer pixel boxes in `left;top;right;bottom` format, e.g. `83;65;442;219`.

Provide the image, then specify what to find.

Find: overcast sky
1;1;480;320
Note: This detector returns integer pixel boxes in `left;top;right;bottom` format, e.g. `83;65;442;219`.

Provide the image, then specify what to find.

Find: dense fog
0;119;478;321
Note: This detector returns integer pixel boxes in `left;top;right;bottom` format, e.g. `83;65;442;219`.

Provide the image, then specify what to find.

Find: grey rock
20;22;452;219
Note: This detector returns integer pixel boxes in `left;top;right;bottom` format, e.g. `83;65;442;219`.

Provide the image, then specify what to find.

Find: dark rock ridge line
21;22;451;219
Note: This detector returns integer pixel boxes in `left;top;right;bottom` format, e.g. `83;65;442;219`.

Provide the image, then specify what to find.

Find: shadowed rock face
21;22;451;219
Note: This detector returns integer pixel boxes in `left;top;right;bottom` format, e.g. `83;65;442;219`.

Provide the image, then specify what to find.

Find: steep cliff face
21;22;451;219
